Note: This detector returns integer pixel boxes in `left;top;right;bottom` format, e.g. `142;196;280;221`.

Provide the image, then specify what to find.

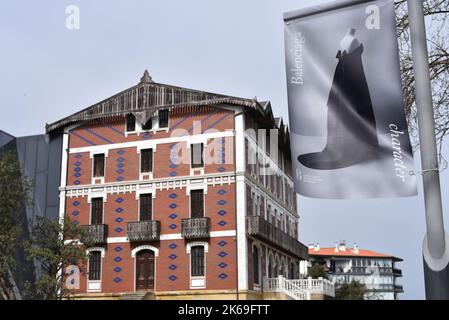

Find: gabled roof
46;70;277;133
309;247;402;262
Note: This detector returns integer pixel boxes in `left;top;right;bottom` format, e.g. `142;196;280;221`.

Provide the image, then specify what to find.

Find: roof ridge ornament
140;69;153;83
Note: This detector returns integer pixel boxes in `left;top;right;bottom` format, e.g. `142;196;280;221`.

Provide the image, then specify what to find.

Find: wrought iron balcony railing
80;224;108;245
246;216;308;259
181;217;211;239
127;220;161;242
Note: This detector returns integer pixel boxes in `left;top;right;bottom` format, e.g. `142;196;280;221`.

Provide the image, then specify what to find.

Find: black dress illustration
298;40;380;170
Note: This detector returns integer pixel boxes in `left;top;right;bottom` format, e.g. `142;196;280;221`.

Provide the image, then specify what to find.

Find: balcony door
91;198;103;224
136;250;155;291
190;190;204;218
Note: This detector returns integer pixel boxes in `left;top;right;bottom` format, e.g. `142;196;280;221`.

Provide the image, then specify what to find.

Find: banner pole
407;0;449;299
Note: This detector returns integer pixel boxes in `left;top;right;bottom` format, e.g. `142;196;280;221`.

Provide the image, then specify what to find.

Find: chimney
314;243;320;252
334;242;339;253
353;243;359;254
338;240;346;252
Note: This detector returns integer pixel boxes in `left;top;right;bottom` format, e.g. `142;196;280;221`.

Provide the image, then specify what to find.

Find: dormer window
142;119;152;130
158;109;169;128
126;114;136;132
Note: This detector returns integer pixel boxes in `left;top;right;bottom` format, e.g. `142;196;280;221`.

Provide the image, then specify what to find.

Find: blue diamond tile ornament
168;275;178;281
217;189;226;195
169;193;178;199
117;157;125;162
218;240;227;247
169;243;178;249
117;150;125;155
217;167;225;172
218;273;228;279
74;167;81;172
115;217;124;223
74;161;82;166
115;227;124;233
72;210;80;216
169;213;178;219
168;224;177;230
113;277;122;283
217;200;226;206
217;210;227;216
218;220;227;226
73;173;81;178
72;201;80;207
116;168;124;174
169;254;178;260
117;162;125;168
169;163;177;169
115;198;124;203
74;180;81;185
169;203;178;209
218;251;228;258
168;264;178;271
114;246;123;252
115;207;124;213
218;262;228;269
169;171;177;176
114;267;122;273
75;154;82;159
114;256;123;262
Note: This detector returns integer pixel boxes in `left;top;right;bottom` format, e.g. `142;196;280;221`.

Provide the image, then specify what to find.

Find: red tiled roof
308;247;402;261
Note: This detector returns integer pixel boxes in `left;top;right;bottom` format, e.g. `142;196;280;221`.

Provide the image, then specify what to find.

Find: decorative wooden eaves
45;70;287;139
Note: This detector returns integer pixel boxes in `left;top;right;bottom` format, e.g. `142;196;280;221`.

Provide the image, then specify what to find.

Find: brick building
47;70;310;299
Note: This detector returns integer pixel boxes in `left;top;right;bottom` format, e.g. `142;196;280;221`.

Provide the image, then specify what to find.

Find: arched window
268;254;274;278
289;261;296;279
253;246;260;285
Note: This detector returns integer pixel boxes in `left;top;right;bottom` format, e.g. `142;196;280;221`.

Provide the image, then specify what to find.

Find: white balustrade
263;276;335;300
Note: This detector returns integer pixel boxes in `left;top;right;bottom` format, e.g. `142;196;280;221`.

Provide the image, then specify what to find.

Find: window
91;197;103;224
191;246;205;277
253;246;260;285
190;190;204;218
93;154;105;178
140;149;153;173
88;251;101;280
158;109;169;128
191;143;204;168
142;119;152;130
139;194;152;221
126;114;136;132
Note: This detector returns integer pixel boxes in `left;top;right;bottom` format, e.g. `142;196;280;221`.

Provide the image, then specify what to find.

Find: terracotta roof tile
308;247;402;261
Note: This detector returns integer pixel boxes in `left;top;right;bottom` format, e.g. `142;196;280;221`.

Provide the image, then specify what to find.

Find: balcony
246;216;308;259
347;266;374;275
80;224;108;245
181;217;211;239
127;220;161;242
394;284;404;292
365;284;404;292
393;268;403;277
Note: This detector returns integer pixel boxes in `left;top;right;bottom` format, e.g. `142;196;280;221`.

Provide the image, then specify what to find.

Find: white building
305;241;403;300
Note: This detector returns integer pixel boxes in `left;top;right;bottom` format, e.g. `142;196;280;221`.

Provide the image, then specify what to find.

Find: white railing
263;276;335;300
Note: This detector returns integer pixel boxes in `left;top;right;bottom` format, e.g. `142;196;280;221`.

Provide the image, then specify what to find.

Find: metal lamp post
407;0;449;299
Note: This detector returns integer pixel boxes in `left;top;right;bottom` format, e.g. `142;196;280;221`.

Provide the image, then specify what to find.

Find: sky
1;0;448;299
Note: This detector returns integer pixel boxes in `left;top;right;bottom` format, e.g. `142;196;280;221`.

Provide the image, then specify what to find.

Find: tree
23;216;88;300
396;0;449;162
335;280;367;300
0;151;32;300
307;264;328;279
